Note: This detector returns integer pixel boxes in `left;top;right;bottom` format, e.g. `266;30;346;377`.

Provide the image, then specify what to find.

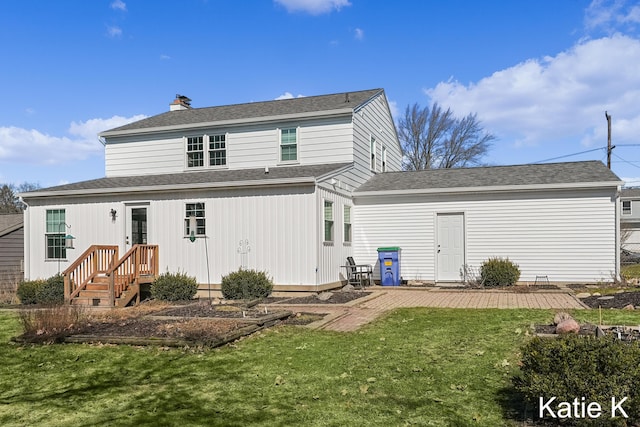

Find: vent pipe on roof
345;92;350;103
170;94;192;111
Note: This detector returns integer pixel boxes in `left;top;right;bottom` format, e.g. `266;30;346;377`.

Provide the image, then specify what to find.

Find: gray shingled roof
101;89;383;135
22;163;351;197
621;188;640;198
355;161;621;194
0;214;23;236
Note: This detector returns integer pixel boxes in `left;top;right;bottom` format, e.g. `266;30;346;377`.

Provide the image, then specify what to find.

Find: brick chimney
170;94;192;111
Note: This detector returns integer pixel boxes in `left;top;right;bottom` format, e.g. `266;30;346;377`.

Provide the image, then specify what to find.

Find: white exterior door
125;204;149;249
436;213;465;281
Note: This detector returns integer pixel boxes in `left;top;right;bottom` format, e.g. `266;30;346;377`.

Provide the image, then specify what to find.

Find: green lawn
1;308;639;426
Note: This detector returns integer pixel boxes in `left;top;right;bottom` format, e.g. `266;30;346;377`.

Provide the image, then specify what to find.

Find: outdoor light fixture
110;209;117;221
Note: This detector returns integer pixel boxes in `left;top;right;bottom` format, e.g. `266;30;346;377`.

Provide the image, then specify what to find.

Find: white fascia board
99;108;354;139
20;177;317;199
353;181;623;198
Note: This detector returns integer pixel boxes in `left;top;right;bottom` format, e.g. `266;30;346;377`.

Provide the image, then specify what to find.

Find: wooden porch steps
64;244;159;308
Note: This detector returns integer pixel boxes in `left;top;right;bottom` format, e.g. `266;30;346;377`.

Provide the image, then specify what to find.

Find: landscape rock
592;292;602;297
341;284;355;292
623;304;635;310
575;292;591;299
553;312;573;325
317;292;333;301
597;296;615;300
555;318;580;334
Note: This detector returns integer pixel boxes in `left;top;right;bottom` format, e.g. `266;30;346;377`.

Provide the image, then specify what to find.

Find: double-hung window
45;209;66;259
324;201;334;242
185;203;206;237
209;134;226;166
343;206;352;243
187;136;204;168
381;146;387;172
280;128;297;162
623;200;632;215
370;136;377;171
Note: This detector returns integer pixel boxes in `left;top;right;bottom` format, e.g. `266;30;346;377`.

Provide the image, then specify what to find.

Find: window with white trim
185;203;206;236
186;136;204;168
280;128;297;162
45;209;66;259
343;205;352;243
370;136;376;171
623;200;632;215
324;201;334;242
382;146;387;172
209;134;226;166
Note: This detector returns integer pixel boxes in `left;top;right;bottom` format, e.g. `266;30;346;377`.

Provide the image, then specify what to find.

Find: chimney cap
170;94;192;111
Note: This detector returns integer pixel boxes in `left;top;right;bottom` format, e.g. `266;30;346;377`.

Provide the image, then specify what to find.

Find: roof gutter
99;108;354;138
20;177;317;200
353;180;624;198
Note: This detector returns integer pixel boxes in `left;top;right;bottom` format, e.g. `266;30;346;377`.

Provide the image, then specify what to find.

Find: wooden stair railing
107;244;159;306
63;245;119;303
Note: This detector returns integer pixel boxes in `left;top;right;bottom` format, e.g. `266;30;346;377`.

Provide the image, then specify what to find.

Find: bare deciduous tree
0;183;39;213
398;102;495;170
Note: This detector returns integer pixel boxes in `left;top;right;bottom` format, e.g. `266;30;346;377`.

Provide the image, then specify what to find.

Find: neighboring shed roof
100;89;383;136
0;214;23;237
621;188;640;198
355;161;621;195
21;163;352;198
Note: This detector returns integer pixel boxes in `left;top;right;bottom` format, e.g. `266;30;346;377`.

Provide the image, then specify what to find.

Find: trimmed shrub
480;257;520;287
221;269;273;300
17;275;66;305
36;274;65;305
151;271;199;302
515;336;640;425
17;279;46;305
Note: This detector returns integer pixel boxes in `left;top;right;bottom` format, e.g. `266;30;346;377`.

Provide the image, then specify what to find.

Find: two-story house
21;89;401;305
21;88;623;306
620;188;640;259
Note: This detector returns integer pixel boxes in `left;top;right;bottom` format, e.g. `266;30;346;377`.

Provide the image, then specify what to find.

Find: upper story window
187;136;204;168
623;200;632;215
45;209;66;259
370;136;376;171
382;146;387;172
280;128;297;162
209;134;226;166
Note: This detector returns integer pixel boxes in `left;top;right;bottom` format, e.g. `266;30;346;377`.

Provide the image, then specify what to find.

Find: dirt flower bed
580;291;640;309
275;291;372;305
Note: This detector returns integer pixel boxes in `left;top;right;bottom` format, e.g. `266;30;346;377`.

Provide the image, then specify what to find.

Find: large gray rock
317;292;333;301
553;312;573;325
556;318;580;334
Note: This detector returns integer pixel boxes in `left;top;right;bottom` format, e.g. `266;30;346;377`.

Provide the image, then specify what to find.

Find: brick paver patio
274;288;586;332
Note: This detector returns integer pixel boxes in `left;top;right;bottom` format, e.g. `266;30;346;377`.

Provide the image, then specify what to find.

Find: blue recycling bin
377;247;401;286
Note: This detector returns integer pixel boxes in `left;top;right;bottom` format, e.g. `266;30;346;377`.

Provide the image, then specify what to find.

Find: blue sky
1;0;640;188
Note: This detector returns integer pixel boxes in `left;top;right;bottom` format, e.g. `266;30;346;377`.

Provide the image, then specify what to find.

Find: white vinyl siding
25;186;319;286
354;189;617;283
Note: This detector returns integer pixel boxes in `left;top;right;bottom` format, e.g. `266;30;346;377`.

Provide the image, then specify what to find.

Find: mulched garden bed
579;291;640;309
273;291;372;305
535;323;640;341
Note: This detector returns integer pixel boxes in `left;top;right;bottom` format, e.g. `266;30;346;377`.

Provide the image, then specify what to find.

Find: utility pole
605;111;613;169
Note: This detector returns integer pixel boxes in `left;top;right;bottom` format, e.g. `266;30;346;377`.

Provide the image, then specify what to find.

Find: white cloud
274;0;351;15
110;0;127;12
160;54;171;60
0;115;146;166
354;28;364;40
275;92;306;100
425;35;640;149
106;25;122;38
585;0;640;33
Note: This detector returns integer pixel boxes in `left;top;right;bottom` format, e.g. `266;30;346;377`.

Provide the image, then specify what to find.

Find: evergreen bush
220;269;273;300
17;279;46;305
480;257;520;287
151;271;199;301
515;335;640;425
36;274;65;304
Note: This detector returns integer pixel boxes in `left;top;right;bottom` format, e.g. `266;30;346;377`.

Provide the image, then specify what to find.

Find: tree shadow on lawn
496;384;537;426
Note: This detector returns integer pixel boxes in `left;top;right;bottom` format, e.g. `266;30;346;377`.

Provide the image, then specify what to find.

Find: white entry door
125;204;149;249
436;213;465;281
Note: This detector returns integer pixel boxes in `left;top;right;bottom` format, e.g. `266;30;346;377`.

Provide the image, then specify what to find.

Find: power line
611;152;640;170
531;146;606;164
